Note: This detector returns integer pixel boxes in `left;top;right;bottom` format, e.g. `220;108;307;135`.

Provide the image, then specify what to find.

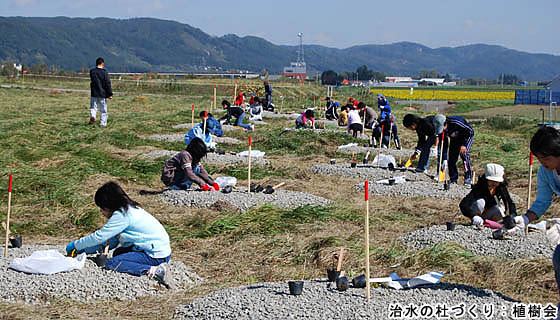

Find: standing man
89;57;112;127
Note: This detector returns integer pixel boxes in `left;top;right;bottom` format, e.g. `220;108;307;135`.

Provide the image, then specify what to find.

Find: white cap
485;163;504;182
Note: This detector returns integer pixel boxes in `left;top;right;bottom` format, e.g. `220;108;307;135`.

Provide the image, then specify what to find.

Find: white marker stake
213;85;217;111
528;152;534;208
364;180;370;300
234;81;238;103
191;104;195;129
248;136;252;193
4;175;13;257
203;111;208;136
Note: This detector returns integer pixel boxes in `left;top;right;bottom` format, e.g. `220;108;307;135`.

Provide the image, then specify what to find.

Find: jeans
553;245;560;295
235;112;252;131
470;199;504;221
90;97;108;126
448;138;474;183
105;246;170;276
171;165;201;190
416;135;436;172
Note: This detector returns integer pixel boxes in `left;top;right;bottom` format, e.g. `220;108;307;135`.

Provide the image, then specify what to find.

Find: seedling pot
443;183;450;191
330;159;336;165
446;222;456;231
222;185;233;194
362;158;368;164
255;185;264;193
215;149;226;155
250;184;256;192
503;215;516;230
326;268;341;282
388;178;395;186
492;229;505;240
350;162;357;168
95;254;108;267
288;281;304;295
9;236;22;248
335;276;349;291
263;186;275;194
352;274;366;288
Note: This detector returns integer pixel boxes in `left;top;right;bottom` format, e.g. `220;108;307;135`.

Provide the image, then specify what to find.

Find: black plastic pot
215;149;226;155
336;276;349;291
492;229;505;240
330;159;336;165
362;158;368;164
254;185;264;193
444;183;450;191
326;268;341;282
503;215;516;230
350;162;357;168
388;178;395;186
250;184;257;192
352;274;366;288
263;186;275;194
446;222;456;231
94;254;108;267
222;185;233;194
288;281;304;295
9;236;22;248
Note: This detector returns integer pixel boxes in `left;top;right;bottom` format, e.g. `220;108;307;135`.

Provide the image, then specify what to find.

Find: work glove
506;215;529;235
410;153;419;161
200;184;211;191
66;241;76;256
472;216;483;226
212;183;220;191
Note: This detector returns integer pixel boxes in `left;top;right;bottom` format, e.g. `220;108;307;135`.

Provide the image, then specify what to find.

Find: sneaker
148;264;170;289
88;117;95;125
464;178;472;186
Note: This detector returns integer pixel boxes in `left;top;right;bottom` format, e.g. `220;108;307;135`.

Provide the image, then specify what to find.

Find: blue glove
66;241;76;255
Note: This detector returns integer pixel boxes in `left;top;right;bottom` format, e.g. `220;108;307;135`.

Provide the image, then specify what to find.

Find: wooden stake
388;116;394;150
248;136;252;193
4;174;12;257
213;85;217;111
377;125;384;168
280;95;284;114
191;104;195;129
272;182;286;189
336;248;344;272
233;81;238;103
364;180;371;300
203;111;208;136
528;152;534;208
438;131;446;183
362;106;367;136
103;239;110;255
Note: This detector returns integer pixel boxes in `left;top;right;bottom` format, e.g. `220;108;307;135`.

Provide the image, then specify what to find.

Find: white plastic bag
337;143;358;150
372;154;396;168
215;176;237;188
9;250;86;275
238;150;265;158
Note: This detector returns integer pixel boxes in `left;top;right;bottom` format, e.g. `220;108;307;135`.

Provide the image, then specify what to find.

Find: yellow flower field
370;89;515;101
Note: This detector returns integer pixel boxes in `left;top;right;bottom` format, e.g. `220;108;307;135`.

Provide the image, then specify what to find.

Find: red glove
200;184;211;191
212;183;220;191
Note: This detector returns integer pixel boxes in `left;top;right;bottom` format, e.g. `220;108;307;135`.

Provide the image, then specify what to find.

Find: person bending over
295;109;315;129
219;100;254;131
347;105;363;138
403;114;441;173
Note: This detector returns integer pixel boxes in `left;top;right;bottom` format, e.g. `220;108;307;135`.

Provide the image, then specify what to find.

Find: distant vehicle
519;81;529;86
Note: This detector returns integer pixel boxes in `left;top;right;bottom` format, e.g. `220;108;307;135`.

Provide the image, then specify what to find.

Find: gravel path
1;245;202;304
174;280;519;320
337;145;437;159
147;133;242;145
262;111;299;119
159;189;331;211
140;149;268;165
309;163;434;183
355;180;474;200
172;123;239;132
399;224;554;259
283;128;370;140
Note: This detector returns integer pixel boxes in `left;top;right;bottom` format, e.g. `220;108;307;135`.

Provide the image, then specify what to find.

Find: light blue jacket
530;165;560;217
184;124;213;147
74;206;171;258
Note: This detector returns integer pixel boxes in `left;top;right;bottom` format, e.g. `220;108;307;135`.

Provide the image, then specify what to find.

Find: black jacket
459;176;516;218
219;106;244;123
415;115;435;152
90;67;113;98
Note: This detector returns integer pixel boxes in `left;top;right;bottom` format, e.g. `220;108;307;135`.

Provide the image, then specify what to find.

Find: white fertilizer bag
215;176;237;188
238;150;265;158
9;250;86;275
372;154;396;168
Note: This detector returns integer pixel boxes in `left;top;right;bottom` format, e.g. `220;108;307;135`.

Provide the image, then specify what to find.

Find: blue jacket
206;115;223;137
184;124;214;147
530;165;560;217
377;96;391;120
74;206;171;258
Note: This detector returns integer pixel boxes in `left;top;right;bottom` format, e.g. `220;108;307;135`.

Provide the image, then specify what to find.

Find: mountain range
1;16;559;80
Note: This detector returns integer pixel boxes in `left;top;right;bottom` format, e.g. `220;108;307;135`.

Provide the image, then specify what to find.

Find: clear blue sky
5;0;560;55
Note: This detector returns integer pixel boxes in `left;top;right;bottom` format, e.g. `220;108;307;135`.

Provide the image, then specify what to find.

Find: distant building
420;78;445;85
386;76;413;83
283;32;307;80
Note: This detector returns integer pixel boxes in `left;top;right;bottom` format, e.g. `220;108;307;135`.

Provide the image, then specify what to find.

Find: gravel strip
174;280;520;320
283;128;370;140
0;245;202;304
337;145;437;159
399;224;554;259
147;134;242;145
140;150;268;165
172;123;239;132
355;180;473;200
262;111;299;119
159;189;331;211
309;163;434;183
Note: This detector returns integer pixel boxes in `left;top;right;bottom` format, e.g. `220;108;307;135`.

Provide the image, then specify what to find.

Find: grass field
0;80;558;319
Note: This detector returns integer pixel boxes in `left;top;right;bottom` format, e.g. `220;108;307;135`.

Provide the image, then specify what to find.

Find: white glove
472;216;483;226
506;215;529;235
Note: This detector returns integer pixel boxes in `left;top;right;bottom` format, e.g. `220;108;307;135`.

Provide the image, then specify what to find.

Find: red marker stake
248;136;252;193
203;111;208;136
364;180;370;300
528;152;534;208
4;174;13;257
191;104;195;128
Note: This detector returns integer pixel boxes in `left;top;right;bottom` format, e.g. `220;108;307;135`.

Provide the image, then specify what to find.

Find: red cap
192;104;195;111
530;152;534;165
214;85;217;89
249;136;252;146
8;174;12;193
23;70;28;74
365;180;369;201
204;111;208;118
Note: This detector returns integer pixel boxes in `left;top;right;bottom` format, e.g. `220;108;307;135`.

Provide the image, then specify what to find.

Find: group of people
233;81;275;122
